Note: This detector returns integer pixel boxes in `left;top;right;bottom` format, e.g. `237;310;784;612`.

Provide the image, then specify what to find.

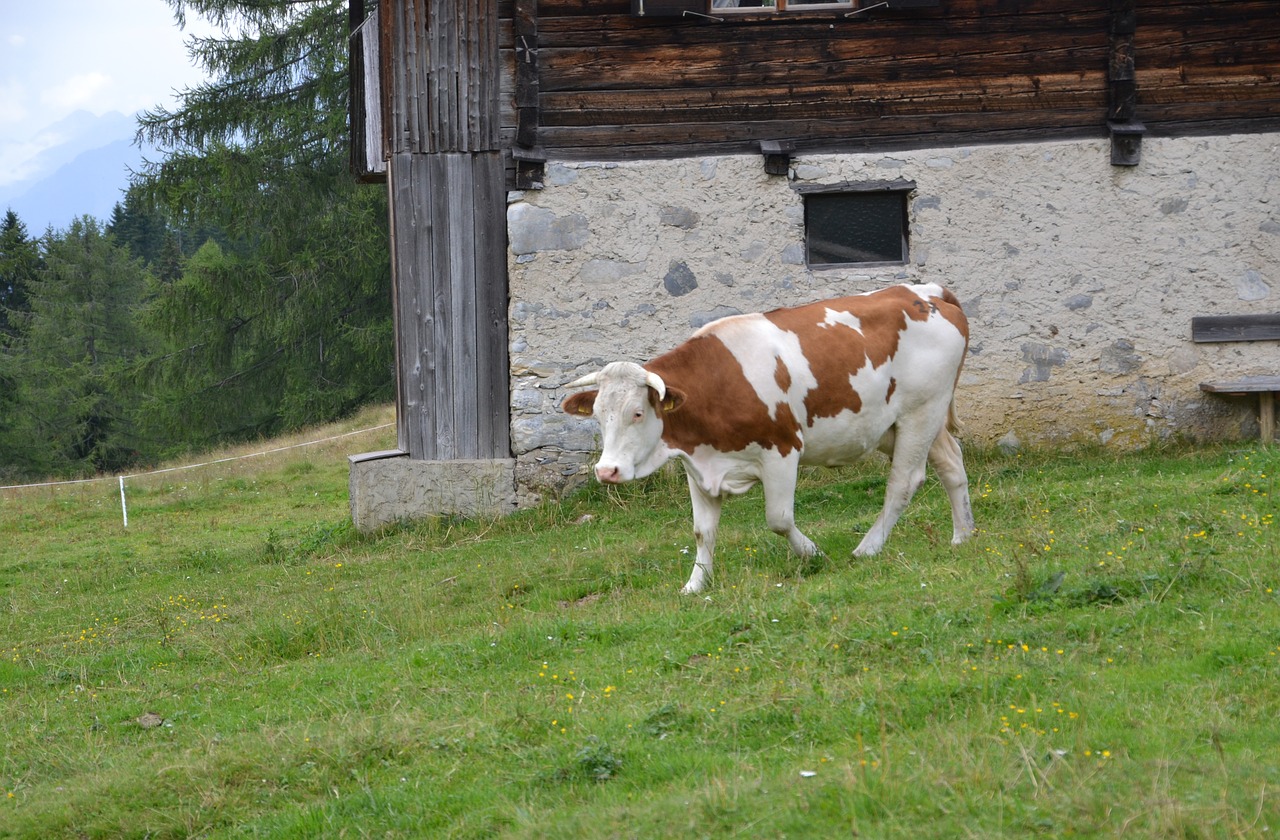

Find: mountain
0;110;156;234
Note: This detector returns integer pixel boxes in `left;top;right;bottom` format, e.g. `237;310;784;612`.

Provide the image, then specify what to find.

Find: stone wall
349;452;517;529
506;133;1280;504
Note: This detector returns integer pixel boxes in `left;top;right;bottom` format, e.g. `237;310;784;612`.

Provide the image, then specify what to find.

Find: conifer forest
0;0;393;481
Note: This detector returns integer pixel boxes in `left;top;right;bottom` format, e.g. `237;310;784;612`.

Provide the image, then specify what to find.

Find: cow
561;282;975;594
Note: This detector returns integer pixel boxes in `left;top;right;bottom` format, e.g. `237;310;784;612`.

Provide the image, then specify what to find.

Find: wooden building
348;0;1280;525
358;0;1280;180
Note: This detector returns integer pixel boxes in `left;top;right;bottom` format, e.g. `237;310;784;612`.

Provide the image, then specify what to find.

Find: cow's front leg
762;454;818;559
682;473;723;594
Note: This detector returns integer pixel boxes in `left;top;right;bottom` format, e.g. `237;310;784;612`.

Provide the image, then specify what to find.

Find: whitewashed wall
506;133;1280;503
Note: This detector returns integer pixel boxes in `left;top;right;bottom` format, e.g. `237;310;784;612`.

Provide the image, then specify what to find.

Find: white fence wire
0;422;395;526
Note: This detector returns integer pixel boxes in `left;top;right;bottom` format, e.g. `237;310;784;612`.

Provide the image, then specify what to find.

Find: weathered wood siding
497;0;1280;162
350;2;384;180
1137;1;1280;130
388;151;509;460
380;0;512;462
385;0;501;153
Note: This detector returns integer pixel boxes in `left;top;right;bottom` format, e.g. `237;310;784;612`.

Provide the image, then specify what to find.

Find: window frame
711;0;854;13
631;0;938;17
796;179;916;269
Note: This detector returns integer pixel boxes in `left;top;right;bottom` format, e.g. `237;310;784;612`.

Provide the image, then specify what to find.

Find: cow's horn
645;370;666;401
566;371;600;389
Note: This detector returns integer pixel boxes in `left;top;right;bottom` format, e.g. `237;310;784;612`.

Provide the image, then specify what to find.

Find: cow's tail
947;393;963;435
939;285;967;436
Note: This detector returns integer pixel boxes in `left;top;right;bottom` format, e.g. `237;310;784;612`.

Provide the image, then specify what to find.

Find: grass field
2;405;1278;838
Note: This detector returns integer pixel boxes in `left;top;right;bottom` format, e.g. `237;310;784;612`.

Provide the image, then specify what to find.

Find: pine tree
8;218;153;476
154;233;186;284
107;187;169;266
0;210;43;478
0;209;39;340
108;186;192;283
133;0;393;444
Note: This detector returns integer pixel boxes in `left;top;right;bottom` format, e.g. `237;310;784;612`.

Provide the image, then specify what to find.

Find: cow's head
563;361;685;484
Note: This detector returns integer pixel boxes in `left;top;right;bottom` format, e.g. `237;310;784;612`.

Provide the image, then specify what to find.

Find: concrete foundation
348;451;518;531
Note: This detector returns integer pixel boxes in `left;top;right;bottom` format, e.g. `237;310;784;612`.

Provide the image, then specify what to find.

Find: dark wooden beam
1107;0;1142;164
514;0;541;149
759;139;795;176
349;0;364;176
1192;314;1280;343
512;145;547;190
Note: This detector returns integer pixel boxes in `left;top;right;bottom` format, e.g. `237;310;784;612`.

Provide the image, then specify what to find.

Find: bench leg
1262;392;1276;443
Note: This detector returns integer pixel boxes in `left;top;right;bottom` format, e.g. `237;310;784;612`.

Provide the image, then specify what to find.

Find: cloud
0;1;214;189
41;72;112;112
0;80;27;127
0;143;46;187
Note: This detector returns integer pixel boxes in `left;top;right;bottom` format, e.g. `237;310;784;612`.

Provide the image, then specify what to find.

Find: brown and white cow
563;282;974;594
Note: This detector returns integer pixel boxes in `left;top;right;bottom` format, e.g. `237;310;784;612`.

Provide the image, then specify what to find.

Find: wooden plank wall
388;151;509;460
1137;0;1280;132
381;0;511;462
495;0;1280;162
385;0;501;153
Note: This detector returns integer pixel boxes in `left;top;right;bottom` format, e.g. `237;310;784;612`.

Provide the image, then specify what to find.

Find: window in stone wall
800;180;914;266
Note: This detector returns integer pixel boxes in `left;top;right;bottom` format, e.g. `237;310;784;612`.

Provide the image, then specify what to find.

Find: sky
0;1;215;188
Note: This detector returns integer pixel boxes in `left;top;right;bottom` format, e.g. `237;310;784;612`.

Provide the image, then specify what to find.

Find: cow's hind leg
853;414;939;557
928;427;975;545
682;473;724;594
761;453;819;559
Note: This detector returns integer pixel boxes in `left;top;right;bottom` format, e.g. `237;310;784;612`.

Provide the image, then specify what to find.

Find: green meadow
2;405;1277;838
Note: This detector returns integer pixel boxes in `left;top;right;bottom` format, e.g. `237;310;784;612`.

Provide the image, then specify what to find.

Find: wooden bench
1192;313;1280;442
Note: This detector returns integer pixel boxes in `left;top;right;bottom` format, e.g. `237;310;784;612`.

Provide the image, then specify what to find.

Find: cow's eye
632;409;644;422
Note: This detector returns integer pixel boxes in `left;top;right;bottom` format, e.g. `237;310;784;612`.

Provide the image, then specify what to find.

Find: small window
712;0;853;10
633;0;934;16
800;181;914;266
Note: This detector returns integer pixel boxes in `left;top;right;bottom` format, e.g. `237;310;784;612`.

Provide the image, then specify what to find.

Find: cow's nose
595;465;621;483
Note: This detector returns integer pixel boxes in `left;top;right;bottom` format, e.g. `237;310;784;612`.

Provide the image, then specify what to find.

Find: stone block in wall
349;452;516;531
512;413;599;452
515;450;594;508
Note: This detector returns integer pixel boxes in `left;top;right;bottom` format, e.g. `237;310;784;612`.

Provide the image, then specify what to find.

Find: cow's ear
659;387;686;413
563;391;598;417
